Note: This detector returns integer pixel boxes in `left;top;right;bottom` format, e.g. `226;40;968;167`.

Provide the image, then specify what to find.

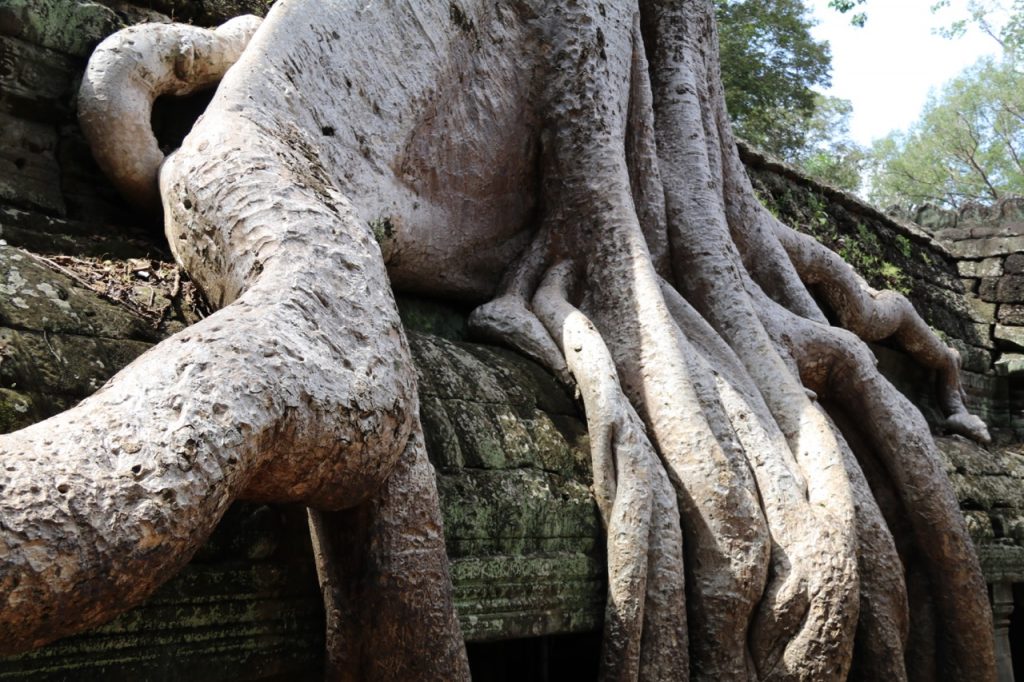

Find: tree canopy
715;0;832;158
869;57;1024;208
715;0;866;191
933;0;1024;60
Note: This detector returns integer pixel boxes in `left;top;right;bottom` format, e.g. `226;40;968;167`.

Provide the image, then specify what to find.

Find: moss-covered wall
741;144;1008;433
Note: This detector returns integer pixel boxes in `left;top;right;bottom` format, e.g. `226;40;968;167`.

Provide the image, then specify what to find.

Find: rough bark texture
0;0;998;680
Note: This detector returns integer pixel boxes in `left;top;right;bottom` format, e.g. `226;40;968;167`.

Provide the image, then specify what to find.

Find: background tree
793;94;868;191
0;1;997;680
715;0;866;190
933;0;1024;60
869;57;1024;208
714;0;831;157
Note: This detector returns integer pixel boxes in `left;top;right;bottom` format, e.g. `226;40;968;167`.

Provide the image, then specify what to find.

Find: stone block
0;0;121;58
965;296;997;323
958;257;1004;278
995;354;1024;376
996;276;1024;303
995;324;1024;350
914;203;958;230
999;304;1024;325
948;339;994;374
978;277;998;301
970;322;995;349
945;235;1024;259
0;34;76;123
0;112;64;215
936;227;974;242
1005;253;1024;274
0;245;157;340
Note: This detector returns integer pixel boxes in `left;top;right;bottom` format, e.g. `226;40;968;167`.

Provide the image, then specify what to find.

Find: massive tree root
0;0;996;680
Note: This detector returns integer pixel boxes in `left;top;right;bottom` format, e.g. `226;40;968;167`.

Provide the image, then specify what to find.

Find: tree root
79;15;262;209
1;1;998;680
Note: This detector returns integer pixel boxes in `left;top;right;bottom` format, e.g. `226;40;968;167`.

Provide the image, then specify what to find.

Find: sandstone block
965;296;997;323
999;304;1024;326
995;353;1024;376
0;112;64;215
946;235;1024;259
995;324;1024;350
1005;253;1024;274
0;0;121;58
958;257;1004;278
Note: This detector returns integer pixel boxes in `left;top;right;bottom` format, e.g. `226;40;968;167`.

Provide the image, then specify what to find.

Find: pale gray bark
0;0;998;680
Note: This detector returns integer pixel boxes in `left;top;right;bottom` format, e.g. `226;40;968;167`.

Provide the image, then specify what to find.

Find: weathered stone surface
995;354;1024;376
977;274;1024;303
995;324;1024;350
914;204;958;231
938;437;1024;551
1004;253;1024;274
998;304;1024;326
0;205;158;259
997;276;1024;302
0;0;121;58
978;277;998;301
0;113;64;215
0;246;159;341
965;296;997;323
970;322;995;349
0;35;77;123
945;235;1024;259
0;387;34;433
936;227;976;242
958;257;1004;278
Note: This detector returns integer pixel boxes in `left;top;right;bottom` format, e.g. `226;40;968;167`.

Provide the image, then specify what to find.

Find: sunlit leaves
869;58;1024;208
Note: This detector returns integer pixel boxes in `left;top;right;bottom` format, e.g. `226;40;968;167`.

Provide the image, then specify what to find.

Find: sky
806;0;1002;146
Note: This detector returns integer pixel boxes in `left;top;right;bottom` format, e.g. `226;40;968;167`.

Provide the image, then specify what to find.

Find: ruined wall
902;201;1024;441
742;145;1009;433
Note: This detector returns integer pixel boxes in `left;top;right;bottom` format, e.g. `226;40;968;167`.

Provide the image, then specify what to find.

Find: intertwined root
469;0;995;679
79;15;262;209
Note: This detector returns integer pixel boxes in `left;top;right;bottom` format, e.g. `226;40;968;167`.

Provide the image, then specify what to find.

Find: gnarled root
774;222;989;443
6;1;995;680
78;15;262;209
306;423;468;681
468;0;994;679
534;262;688;680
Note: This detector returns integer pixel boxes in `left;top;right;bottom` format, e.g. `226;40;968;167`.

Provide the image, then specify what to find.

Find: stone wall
741;144;1009;433
898;200;1024;441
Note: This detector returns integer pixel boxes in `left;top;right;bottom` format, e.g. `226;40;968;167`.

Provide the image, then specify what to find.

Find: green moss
368;215;395;245
0;0;122;57
0;389;34;434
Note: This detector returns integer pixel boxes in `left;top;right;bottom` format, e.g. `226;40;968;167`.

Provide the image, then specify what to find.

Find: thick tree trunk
0;0;997;680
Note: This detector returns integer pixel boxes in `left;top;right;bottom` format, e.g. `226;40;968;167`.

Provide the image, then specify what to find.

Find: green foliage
868;57;1024;208
759;184;909;293
716;1;866;190
790;95;868;192
932;0;1024;60
715;0;832;158
828;0;867;26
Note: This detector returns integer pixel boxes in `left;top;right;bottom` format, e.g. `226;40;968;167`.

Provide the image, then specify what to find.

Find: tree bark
0;0;997;680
